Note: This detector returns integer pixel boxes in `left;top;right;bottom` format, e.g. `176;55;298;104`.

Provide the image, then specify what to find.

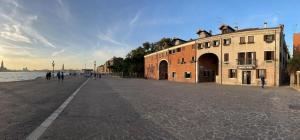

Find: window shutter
271;51;274;60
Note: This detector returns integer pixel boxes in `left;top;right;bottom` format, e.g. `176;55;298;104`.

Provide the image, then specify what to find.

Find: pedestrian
46;72;48;80
57;71;61;82
61;72;64;83
260;74;265;88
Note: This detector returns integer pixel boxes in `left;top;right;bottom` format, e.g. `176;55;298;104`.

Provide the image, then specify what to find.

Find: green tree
287;54;300;74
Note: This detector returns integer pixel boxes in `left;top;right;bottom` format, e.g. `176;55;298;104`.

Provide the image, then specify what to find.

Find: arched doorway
198;53;219;82
159;60;168;80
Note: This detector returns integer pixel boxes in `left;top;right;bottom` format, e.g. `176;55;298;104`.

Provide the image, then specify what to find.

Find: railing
236;59;256;69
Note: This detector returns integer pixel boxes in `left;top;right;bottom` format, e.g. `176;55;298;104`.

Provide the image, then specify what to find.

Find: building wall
144;26;289;86
294;33;300;55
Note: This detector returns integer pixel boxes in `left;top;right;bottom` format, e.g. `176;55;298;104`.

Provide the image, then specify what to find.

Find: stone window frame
184;72;192;79
240;36;246;44
212;40;220;47
228;69;237;78
264;34;275;43
224;53;229;63
172;72;176;78
248;36;255;44
223;38;231;46
256;69;267;79
264;51;274;62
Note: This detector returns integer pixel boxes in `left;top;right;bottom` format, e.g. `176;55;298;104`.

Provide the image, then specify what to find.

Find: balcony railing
236;59;256;69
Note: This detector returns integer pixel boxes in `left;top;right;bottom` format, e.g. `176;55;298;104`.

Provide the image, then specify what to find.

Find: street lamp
94;61;96;73
52;60;55;77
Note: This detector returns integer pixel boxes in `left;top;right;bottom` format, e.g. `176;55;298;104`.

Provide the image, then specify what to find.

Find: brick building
144;24;290;86
97;58;113;74
294;33;300;55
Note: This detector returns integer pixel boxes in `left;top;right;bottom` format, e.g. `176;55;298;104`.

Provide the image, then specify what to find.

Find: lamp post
52;60;55;77
94;61;96;73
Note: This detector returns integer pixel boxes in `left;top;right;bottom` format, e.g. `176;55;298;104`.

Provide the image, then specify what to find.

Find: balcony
236;59;256;69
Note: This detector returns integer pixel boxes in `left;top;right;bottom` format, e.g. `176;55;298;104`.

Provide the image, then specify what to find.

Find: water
0;72;46;82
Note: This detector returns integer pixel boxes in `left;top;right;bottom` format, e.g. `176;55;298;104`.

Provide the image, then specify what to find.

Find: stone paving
41;77;300;140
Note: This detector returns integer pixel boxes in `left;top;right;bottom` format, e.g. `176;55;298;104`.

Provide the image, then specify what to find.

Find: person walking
260;74;265;88
61;72;64;83
57;71;61;82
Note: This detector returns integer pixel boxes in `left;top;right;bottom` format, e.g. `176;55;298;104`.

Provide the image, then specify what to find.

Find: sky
0;0;299;70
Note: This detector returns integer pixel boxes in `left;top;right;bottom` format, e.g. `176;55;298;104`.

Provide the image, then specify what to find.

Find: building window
212;40;220;47
240;37;246;44
223;38;231;46
184;72;191;79
191;56;196;63
172;50;176;54
177;48;181;52
169;50;172;54
264;51;274;61
248;36;254;43
181;58;185;64
238;52;245;65
172;72;176;78
264;34;275;43
205;42;210;48
224;53;229;63
256;69;266;79
197;43;203;49
228;69;237;78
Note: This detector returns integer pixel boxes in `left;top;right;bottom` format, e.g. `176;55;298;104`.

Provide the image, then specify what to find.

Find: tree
118;37;173;77
287;54;300;74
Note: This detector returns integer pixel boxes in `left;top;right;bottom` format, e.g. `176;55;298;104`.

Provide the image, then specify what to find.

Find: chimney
264;22;268;28
209;30;212;35
235;26;238;30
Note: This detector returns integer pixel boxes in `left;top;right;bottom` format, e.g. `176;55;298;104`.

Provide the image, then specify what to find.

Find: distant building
0;60;7;71
96;58;114;74
293;33;300;55
144;24;290;86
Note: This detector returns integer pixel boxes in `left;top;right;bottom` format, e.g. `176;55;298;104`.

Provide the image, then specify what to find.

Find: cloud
98;32;130;47
0;0;56;48
0;42;34;58
52;49;65;57
56;0;71;21
0;24;31;43
129;12;141;26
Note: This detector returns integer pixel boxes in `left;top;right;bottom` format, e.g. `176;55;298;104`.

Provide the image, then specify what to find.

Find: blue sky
0;0;299;70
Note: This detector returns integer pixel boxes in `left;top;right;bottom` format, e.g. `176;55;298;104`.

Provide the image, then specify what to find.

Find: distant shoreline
0;76;43;83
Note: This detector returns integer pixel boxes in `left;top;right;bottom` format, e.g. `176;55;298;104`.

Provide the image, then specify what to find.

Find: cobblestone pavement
0;77;86;140
41;77;300;140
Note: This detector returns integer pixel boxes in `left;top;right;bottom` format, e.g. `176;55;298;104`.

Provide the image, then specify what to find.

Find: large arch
159;60;168;80
198;53;219;82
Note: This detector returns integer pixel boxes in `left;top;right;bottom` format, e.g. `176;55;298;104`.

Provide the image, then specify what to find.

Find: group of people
46;72;52;80
57;71;64;82
45;71;64;82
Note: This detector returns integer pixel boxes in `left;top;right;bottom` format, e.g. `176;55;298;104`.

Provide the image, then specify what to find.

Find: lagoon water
0;72;45;82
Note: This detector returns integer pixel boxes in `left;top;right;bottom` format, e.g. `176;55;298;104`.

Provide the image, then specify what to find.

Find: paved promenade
0;77;86;140
35;77;300;140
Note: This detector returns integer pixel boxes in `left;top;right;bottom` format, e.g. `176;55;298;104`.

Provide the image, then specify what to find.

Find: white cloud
56;0;71;21
0;24;31;43
130;12;141;26
52;49;65;57
98;32;130;47
0;1;56;48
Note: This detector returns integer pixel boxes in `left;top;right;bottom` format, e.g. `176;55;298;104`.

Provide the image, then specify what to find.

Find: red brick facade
294;33;300;55
144;42;197;83
145;25;289;86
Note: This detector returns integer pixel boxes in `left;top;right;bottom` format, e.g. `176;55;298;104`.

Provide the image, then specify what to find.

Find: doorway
242;71;251;84
159;60;168;80
198;53;219;82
